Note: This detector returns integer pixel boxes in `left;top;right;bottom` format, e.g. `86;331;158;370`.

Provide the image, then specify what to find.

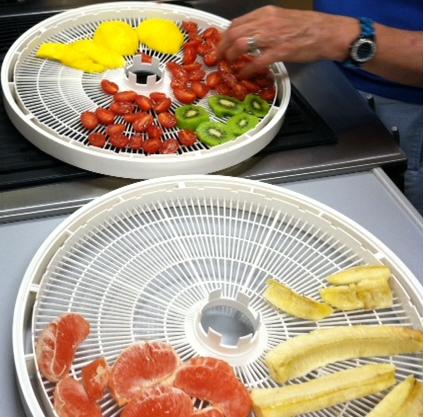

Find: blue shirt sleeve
314;0;423;103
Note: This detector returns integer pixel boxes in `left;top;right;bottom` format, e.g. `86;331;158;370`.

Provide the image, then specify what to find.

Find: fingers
222;36;251;62
237;50;279;79
218;24;265;61
218;24;251;60
218;6;280;60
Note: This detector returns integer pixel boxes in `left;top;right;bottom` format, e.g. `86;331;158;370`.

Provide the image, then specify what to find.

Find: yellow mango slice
137;18;184;54
251;364;396;417
59;47;105;73
36;42;105;73
265;325;423;384
36;43;68;61
264;279;333;321
94;21;139;56
71;40;125;69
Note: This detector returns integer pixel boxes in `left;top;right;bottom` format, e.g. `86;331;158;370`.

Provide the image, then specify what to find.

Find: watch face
351;38;376;63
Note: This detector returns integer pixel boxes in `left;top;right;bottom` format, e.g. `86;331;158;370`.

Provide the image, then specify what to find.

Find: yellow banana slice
251;364;396;417
265;325;422;384
393;379;423;417
327;265;391;285
320;276;393;311
367;375;417;417
263;279;333;321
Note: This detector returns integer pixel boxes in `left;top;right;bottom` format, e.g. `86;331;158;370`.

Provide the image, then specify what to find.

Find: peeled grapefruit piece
195;407;225;417
174;357;252;417
81;358;110;402
121;385;194;417
35;313;90;382
54;376;102;417
109;341;180;406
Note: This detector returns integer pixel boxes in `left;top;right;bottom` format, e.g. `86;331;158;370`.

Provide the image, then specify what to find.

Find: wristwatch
344;17;377;68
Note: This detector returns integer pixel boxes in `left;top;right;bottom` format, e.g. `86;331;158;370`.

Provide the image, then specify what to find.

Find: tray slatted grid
13;16;276;156
3;3;290;178
26;176;422;417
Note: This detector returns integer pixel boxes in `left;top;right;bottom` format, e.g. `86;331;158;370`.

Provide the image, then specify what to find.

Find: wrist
320;15;360;62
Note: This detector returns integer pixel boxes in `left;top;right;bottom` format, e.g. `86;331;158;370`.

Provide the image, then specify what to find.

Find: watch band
344;17;376;68
358;17;375;41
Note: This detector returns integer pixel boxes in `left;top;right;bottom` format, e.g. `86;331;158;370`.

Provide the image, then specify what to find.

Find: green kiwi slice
208;95;244;118
243;94;271;117
175;105;209;131
227;112;260;136
196;121;235;147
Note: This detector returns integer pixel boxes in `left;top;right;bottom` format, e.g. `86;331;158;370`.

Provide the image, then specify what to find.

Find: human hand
218;6;358;78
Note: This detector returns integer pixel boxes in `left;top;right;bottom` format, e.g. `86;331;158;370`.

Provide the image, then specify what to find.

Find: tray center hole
200;304;257;346
133;69;161;84
125;55;163;86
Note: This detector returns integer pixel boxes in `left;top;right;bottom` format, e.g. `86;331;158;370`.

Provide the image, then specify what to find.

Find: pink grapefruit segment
36;313;90;382
54;376;102;417
174;357;252;417
121;385;194;417
109;341;180;406
82;358;110;402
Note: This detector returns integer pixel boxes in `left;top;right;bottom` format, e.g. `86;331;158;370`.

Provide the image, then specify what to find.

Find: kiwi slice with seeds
243;94;271;117
227;112;260;136
196;121;235;147
175;105;209;131
208;95;244;118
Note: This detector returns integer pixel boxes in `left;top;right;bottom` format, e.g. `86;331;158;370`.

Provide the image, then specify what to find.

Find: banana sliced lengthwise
326;265;391;285
367;375;423;417
251;364;396;417
320;276;393;311
393;379;423;417
263;279;333;321
265;325;423;384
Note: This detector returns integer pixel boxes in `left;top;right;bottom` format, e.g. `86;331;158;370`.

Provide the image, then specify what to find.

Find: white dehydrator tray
13;175;422;417
1;2;290;179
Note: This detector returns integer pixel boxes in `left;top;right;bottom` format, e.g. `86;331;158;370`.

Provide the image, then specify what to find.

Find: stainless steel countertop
0;61;406;222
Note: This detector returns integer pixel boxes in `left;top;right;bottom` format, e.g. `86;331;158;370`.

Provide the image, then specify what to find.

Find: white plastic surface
13;175;422;417
1;2;290;179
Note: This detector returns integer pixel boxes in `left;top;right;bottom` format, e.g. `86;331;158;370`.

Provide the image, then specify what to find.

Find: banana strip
251;364;396;417
266;325;423;384
263;279;333;321
367;375;420;417
393;379;423;417
320;276;393;311
326;265;391;285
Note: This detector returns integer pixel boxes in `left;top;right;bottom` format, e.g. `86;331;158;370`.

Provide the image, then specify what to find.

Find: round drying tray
1;2;290;179
13;176;422;417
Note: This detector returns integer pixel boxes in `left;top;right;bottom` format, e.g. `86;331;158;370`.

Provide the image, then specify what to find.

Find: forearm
219;7;423;86
323;17;422;87
363;24;422;87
